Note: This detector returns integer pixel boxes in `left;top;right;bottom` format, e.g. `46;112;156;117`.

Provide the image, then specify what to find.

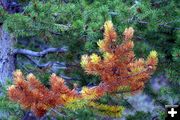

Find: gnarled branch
24;55;67;70
13;47;68;57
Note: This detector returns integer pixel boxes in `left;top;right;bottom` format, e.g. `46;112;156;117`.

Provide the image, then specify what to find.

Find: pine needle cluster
80;21;158;94
8;70;78;117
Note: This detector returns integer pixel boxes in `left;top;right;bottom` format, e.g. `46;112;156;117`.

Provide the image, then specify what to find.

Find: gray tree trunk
0;25;15;85
0;26;41;120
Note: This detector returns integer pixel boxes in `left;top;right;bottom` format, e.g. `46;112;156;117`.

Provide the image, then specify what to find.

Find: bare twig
60;74;73;80
24;55;67;69
13;47;68;57
50;108;66;117
49;31;62;35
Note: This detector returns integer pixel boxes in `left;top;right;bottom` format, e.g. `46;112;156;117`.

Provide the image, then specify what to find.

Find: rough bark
0;25;15;85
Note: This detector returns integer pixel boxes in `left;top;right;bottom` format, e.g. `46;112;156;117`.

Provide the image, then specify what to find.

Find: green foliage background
0;0;179;119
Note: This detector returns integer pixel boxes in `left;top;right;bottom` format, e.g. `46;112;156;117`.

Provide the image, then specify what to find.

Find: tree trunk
0;25;15;85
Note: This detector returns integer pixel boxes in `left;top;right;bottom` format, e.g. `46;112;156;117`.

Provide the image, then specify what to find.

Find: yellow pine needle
90;53;101;64
149;50;158;58
88;102;124;118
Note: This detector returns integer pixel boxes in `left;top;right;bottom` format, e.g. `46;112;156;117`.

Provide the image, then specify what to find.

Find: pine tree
0;0;179;119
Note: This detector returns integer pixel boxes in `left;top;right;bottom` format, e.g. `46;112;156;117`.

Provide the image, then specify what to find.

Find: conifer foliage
8;70;78;117
8;21;158;118
81;21;158;93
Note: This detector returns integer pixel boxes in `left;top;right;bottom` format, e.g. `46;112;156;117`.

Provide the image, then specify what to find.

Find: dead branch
13;47;68;57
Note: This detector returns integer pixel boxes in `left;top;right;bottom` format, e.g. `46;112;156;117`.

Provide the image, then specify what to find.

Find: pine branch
138;20;180;31
13;47;68;57
49;31;62;35
24;55;67;69
60;74;74;80
109;11;180;30
51;108;65;117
